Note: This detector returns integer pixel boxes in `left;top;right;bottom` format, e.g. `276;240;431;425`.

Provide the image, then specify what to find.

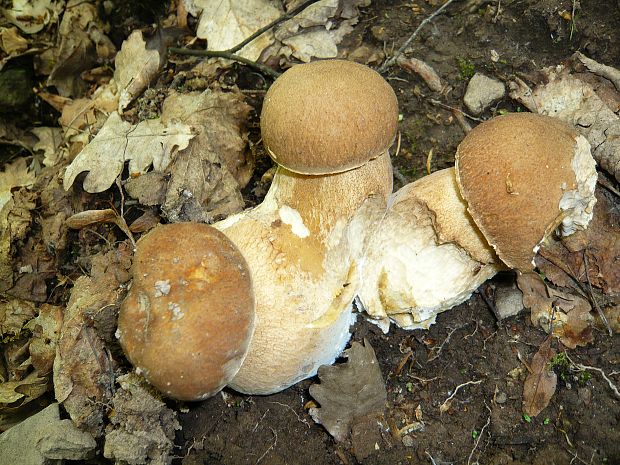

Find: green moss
457;58;475;80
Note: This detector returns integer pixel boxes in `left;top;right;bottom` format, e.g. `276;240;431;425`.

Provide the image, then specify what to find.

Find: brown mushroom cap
117;223;255;401
455;112;594;272
261;59;399;175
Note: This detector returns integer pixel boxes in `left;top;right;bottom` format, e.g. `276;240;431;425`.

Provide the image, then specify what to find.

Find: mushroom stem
357;168;502;331
214;152;393;394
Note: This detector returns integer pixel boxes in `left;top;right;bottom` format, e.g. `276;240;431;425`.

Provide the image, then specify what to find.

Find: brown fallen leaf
53;246;131;436
517;273;593;349
309;340;386;443
523;338;557;417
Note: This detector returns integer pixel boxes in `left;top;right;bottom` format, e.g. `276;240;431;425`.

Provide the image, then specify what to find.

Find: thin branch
378;0;458;73
582;251;612;336
229;0;318;54
169;0;319;79
168;48;281;79
467;403;492;465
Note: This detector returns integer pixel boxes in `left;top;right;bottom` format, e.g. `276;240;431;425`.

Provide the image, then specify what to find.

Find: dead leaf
1;0;61;34
191;0;283;61
25;304;63;376
0;27;29;54
159;89;252;222
63;111;194;193
522;338;557;417
53;247;130;436
114;30;163;112
0;298;36;339
0;371;48;410
309;340;386;442
161;89;253;188
103;373;180;465
517;273;594;349
31;127;63;167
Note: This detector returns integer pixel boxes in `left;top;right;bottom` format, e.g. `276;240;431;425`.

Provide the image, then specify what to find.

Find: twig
229;0;317;54
467;403;492;465
168;48;281;78
439;379;483;412
169;0;318;79
378;0;458;73
582;251;612;336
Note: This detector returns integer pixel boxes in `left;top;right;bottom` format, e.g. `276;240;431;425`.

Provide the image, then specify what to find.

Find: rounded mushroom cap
261;59;399;175
117;223;255;401
455;112;597;272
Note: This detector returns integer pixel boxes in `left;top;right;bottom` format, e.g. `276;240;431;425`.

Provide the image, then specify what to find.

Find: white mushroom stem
357;168;502;331
214;152;393;395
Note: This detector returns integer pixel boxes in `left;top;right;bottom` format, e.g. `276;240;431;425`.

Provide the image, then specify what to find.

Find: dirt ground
176;1;620;465
1;0;619;464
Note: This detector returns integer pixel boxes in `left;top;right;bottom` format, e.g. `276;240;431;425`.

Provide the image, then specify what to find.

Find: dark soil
175;1;620;465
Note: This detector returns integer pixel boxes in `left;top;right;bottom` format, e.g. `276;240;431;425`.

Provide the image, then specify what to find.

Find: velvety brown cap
455;113;578;271
117;223;255;401
261;59;399;175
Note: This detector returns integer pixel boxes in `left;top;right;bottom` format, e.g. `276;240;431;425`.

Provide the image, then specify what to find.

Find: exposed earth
1;1;619;464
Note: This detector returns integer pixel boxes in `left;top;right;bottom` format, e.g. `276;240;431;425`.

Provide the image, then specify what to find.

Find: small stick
378;0;458;73
566;355;620;399
582;251;612;336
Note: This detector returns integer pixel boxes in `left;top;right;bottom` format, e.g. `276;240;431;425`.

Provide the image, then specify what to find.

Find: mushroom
214;59;398;394
358;167;502;330
117;222;255;401
455;112;597;272
359;112;597;330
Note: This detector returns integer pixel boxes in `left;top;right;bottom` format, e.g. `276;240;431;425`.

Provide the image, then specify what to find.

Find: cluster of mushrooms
116;60;598;400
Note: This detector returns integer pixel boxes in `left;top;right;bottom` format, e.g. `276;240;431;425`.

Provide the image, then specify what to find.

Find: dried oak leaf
523;338;557;417
25;304;63;376
159;89;251;222
1;0;61;34
309;340;386;442
53;246;131;436
189;0;283;61
103;373;180;465
268;0;370;64
114;30;163;112
0;371;48;412
63;111;194;193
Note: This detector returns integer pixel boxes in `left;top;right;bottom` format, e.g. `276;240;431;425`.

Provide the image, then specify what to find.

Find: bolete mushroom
117;223;255;401
455;112;597;272
214;59;398;394
358;167;502;330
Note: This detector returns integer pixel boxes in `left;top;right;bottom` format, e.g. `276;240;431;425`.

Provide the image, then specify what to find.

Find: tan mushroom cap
455;112;588;272
117;223;255;401
261;59;399;175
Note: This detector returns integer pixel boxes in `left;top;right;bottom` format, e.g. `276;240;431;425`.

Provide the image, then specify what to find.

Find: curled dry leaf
522;338;557;417
1;0;61;34
509;53;620;182
114;30;162;112
0;27;29;55
63;111;194;193
517;273;593;349
309;340;386;442
103;373;180;465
